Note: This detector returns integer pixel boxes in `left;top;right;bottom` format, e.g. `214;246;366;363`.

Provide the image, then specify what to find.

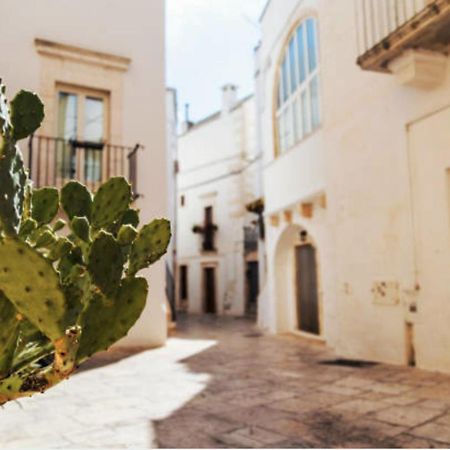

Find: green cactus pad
34;229;57;249
117;224;138;246
128;219;171;276
77;277;148;361
0;237;67;341
10;90;44;141
121;208;140;228
61;181;92;221
70;216;90;242
52;218;66;232
91;177;131;229
0;83;11;135
87;232;124;296
31;187;59;225
0;146;27;235
58;248;84;283
0;292;20;377
18;218;37;239
47;236;74;262
10;320;52;374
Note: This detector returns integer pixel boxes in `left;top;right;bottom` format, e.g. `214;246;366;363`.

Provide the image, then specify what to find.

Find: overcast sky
166;0;267;123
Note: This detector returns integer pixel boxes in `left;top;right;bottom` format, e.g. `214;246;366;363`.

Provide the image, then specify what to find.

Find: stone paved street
2;315;450;448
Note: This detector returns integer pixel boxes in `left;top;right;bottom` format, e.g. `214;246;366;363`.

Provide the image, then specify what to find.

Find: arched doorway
274;224;322;336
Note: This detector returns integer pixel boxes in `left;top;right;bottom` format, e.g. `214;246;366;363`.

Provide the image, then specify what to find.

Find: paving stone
332;398;387;414
393;433;449;448
410;422;450;445
217;426;286;448
418;399;450;411
382;394;422;406
318;383;364;396
373;405;441;427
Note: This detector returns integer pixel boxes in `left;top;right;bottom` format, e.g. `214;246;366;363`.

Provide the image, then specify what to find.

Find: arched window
275;17;320;155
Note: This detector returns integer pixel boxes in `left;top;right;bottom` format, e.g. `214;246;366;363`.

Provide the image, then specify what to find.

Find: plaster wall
1;0;168;347
258;0;450;371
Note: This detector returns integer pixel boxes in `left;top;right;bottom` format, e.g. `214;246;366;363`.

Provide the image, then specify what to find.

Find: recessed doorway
203;266;217;314
295;244;320;335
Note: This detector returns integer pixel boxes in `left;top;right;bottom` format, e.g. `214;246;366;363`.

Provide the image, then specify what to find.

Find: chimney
181;103;194;133
221;84;238;113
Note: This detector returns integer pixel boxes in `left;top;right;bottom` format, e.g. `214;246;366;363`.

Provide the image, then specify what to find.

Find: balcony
356;0;450;81
27;135;141;195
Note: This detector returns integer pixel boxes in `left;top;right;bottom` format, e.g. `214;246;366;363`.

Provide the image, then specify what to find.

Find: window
56;85;109;182
275;17;320;155
203;206;215;251
180;195;185;207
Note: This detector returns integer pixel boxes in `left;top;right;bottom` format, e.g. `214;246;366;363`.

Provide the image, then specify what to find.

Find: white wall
257;0;450;371
1;0;168;347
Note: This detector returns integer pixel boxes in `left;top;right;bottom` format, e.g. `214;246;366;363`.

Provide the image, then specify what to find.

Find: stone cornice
34;38;131;72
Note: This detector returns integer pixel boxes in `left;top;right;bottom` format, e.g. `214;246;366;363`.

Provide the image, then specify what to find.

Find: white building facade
176;86;261;316
1;0;168;347
256;0;450;372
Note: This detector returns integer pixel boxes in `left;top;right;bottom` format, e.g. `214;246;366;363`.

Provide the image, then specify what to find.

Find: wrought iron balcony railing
355;0;450;72
27;135;141;195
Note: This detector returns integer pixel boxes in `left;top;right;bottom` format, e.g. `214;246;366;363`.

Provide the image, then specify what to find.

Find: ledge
35;38;131;72
357;0;450;73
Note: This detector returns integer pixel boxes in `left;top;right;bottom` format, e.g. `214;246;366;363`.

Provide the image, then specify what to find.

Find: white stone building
1;0;169;347
176;86;261;316
256;0;450;372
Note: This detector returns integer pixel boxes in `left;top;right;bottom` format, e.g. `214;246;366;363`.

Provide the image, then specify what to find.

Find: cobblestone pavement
2;315;450;448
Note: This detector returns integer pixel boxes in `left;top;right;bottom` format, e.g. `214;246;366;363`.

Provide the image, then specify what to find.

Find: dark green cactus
0;83;171;405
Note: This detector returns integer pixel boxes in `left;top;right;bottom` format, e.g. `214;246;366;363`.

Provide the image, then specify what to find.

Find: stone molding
35;38;131;72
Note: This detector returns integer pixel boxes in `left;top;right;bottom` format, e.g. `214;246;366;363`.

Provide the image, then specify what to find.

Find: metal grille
27;135;141;195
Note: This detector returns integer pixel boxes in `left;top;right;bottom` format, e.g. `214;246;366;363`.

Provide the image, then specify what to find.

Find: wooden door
295;244;319;334
245;261;259;317
203;267;216;314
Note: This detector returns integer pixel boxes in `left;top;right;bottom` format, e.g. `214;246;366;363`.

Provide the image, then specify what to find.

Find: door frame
201;262;218;314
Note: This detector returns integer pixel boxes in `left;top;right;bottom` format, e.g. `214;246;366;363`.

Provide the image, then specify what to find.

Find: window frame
55;83;110;183
273;15;321;157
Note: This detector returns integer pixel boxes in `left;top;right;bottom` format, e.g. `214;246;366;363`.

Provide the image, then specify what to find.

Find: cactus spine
0;83;171;405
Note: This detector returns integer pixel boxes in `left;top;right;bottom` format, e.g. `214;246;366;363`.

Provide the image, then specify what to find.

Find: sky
166;0;267;123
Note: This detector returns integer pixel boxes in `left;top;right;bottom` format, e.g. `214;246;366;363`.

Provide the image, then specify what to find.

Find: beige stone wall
1;0;168;347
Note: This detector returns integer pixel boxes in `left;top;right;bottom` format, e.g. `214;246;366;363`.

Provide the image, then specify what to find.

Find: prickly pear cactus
0;83;171;405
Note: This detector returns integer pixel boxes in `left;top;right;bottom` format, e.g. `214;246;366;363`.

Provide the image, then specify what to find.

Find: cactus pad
91;177;131;229
0;83;11;135
77;277;148;361
117;224;138;246
71;216;90;242
87;231;124;296
19;218;37;239
0;237;66;340
121;208;140;228
31;187;59;225
128;219;171;276
61;181;92;220
10;90;44;141
0;147;27;235
0;292;20;377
